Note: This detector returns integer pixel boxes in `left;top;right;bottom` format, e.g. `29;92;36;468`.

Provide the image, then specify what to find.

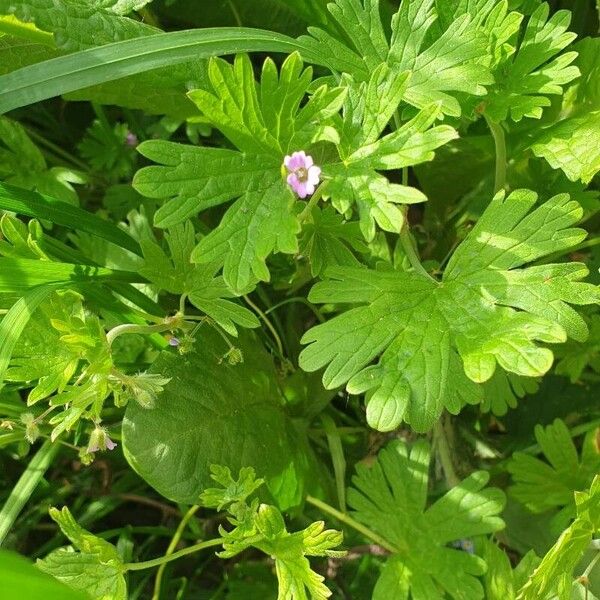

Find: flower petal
307;165;321;186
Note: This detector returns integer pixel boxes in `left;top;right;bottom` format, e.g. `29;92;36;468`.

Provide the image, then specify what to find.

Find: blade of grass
0;257;143;292
0;285;57;392
0;440;61;546
0;183;142;256
0;28;322;113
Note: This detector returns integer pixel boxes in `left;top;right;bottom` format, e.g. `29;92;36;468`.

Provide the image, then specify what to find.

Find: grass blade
0;28;319;113
0;257;143;292
0;440;61;546
0;285;57;390
0;183;142;256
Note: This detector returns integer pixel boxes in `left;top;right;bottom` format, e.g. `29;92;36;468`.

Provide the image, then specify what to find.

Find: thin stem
306;495;398;554
243;295;284;358
25;127;90;171
298;184;325;223
433;415;461;488
179;293;188;316
124;537;224;572
484;114;507;194
583;549;600;579
265;297;325;323
401;167;409;186
226;0;243;26
106;320;180;347
399;222;435;282
153;505;200;600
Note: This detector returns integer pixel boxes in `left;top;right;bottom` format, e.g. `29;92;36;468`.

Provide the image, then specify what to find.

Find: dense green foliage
0;1;599;598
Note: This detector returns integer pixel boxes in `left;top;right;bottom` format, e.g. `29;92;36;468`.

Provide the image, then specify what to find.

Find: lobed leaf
300;190;599;432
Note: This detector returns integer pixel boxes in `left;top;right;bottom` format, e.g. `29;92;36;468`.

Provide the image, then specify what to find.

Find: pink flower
284;151;321;199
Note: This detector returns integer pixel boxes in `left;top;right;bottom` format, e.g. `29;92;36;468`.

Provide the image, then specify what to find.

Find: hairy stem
306;495;398;554
484;114;507;194
124;537;224;572
433;414;461;488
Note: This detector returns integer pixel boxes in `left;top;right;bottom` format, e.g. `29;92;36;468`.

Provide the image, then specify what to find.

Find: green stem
243;295;284;358
433;414;461;488
298;184;325;223
401;167;409;186
399;222;435;281
124;537;224;572
321;415;347;512
265;297;325;323
25;127;90;171
152;505;200;600
484;114;507;194
0;440;60;545
226;0;243;26
106;319;181;347
0;16;54;46
306;495;398;554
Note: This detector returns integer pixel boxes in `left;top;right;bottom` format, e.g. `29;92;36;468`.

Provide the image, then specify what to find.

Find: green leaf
480;538;516;600
201;466;343;600
300;190;599;432
508;419;600;521
0;0;157;51
0;182;142;256
134;142;271;228
0;116;82;204
0;28;312;114
139;221;259;335
5;291;86;403
348;440;505;600
484;3;579;122
555;314;600;383
0;549;89;600
0;35;59;76
136;53;346;292
253;513;344;600
37;507;127;600
0;285;57;392
517;476;600;600
324;85;456;241
530;38;600;183
192;182;300;294
299;0;494;117
200;465;265;511
531;111;600;183
299;206;365;277
122;328;316;511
